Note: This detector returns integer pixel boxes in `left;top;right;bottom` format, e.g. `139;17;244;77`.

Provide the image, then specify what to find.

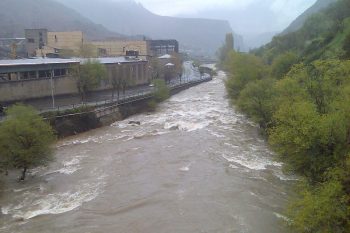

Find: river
0;71;293;233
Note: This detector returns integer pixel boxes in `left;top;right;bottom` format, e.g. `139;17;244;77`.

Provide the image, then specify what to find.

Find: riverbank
45;77;212;138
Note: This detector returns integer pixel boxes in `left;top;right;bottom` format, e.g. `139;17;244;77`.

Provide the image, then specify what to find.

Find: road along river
0;72;294;233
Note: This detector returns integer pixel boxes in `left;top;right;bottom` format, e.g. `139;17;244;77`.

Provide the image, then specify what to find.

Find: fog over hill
172;0;317;50
282;0;339;35
56;0;242;56
0;0;121;40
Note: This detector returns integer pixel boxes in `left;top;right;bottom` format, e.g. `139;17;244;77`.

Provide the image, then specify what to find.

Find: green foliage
225;46;350;231
271;52;299;79
0;105;56;180
342;33;350;59
153;79;170;102
237;78;276;129
253;0;350;63
217;33;235;68
148;79;170;110
225;51;268;99
288;178;350;233
225;33;234;51
75;59;107;101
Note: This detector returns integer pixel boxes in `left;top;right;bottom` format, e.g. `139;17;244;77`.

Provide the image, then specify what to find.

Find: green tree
342;33;350;59
225;33;234;51
225;51;268;99
237;78;276;129
153;79;170;102
217;33;235;67
271;51;299;79
110;65;130;101
75;59;107;101
0;105;56;181
148;79;170;110
289;178;350;233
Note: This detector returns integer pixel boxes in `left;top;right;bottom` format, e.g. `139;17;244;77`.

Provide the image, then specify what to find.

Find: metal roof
158;54;172;59
0;57;145;67
79;57;145;64
0;58;79;67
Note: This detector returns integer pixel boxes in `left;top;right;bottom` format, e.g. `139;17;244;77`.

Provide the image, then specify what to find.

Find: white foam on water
274;212;291;223
3;180;105;220
273;170;299;181
164;121;209;132
58;137;100;148
222;154;282;171
43;156;85;176
207;129;226;138
229;164;239;169
179;166;190;172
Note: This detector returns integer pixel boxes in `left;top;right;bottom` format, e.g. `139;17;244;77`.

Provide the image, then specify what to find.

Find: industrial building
24;29;180;59
147;40;179;57
0;57;150;103
25;29;84;58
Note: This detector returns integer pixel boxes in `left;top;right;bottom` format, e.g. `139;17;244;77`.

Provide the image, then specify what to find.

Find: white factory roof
0;57;145;67
199;64;216;69
165;63;175;66
158;54;172;59
79;57;145;64
0;58;79;67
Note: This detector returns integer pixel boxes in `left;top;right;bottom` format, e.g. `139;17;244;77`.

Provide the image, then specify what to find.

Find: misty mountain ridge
56;0;242;56
0;0;124;40
282;0;339;35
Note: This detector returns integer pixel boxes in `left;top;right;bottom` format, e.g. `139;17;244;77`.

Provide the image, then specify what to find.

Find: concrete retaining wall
0;76;78;102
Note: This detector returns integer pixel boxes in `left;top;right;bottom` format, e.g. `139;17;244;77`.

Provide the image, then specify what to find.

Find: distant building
25;29;84;58
37;31;84;58
24;29;180;60
147;40;179;57
25;29;48;57
0;38;26;59
89;40;149;59
0;57;150;103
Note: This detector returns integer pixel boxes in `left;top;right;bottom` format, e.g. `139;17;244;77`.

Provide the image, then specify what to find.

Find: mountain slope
56;0;236;56
0;0;121;40
282;0;338;35
254;0;350;63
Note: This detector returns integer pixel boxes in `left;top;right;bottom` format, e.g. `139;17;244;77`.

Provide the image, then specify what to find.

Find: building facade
0;57;150;103
89;40;149;59
25;29;84;58
25;29;48;57
147;40;179;57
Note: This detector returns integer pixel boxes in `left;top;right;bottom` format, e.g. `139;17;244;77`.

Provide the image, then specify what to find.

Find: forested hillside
221;0;350;232
282;0;338;35
254;0;350;63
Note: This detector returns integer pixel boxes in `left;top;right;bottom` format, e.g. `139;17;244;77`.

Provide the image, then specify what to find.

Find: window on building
0;73;10;82
39;70;51;78
27;38;35;43
28;71;37;79
54;69;67;77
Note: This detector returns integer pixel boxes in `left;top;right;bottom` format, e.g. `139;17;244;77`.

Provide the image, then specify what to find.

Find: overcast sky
135;0;317;34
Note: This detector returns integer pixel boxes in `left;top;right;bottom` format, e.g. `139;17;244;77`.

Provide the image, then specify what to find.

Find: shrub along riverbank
220;1;350;231
224;51;350;232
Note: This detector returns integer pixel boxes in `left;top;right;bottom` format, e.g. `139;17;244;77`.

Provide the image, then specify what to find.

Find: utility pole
50;69;55;109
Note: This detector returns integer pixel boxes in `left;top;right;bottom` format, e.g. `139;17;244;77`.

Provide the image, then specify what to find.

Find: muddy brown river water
0;72;294;233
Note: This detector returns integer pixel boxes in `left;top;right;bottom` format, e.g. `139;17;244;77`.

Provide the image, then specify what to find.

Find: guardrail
40;76;212;114
0;76;212;122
